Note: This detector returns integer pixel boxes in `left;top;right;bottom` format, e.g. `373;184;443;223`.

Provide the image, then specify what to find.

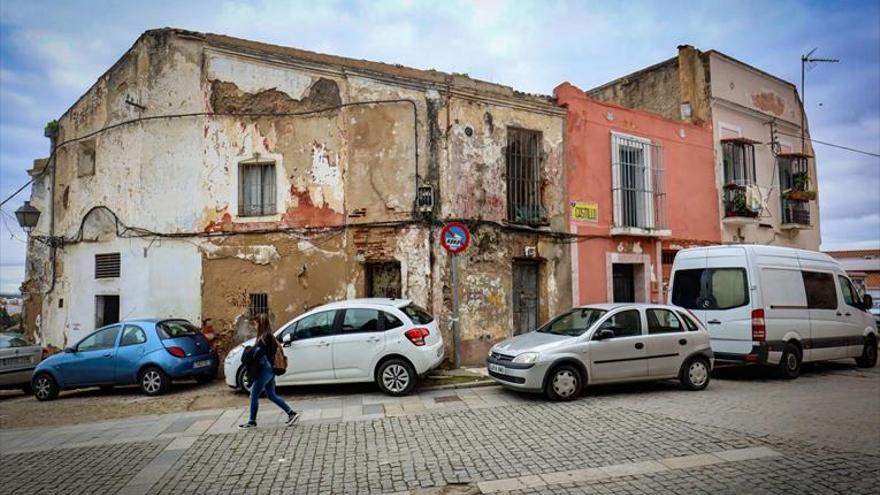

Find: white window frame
231;152;286;223
611;131;654;230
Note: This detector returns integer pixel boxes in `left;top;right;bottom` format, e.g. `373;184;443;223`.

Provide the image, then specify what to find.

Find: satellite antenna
800;48;839;153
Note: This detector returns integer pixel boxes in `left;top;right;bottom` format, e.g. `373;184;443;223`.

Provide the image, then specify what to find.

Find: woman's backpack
271;338;288;376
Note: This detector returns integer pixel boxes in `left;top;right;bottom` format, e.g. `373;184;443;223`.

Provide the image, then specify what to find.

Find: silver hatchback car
487;304;714;400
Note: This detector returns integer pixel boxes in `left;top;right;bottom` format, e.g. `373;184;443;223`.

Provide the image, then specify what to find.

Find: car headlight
488;345;499;357
512;352;539;364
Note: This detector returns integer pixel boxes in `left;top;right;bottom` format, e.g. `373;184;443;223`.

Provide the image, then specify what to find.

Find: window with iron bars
779;154;811;226
611;133;665;230
249;293;269;318
721;141;758;218
239;161;276;217
506;128;545;225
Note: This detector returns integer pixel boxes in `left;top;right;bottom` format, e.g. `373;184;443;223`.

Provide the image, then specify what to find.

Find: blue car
32;319;218;401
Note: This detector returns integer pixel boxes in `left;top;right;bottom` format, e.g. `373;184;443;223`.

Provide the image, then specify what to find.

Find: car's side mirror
63;347;75;353
282;333;292;344
862;294;874;311
595;328;615;341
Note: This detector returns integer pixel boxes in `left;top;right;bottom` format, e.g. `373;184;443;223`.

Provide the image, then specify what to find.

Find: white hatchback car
224;299;444;396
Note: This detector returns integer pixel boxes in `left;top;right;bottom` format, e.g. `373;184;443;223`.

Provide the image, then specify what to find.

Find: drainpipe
44;123;59;295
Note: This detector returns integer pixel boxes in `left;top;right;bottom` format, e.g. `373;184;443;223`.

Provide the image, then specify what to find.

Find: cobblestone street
2;362;879;494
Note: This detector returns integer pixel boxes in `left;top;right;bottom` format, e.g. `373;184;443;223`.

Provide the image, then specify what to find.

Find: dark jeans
249;359;291;423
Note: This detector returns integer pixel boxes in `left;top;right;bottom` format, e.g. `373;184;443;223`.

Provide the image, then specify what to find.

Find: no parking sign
439;222;470;255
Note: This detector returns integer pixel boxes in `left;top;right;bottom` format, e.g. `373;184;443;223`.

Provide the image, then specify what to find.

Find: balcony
722;182;760;226
781;199;811;229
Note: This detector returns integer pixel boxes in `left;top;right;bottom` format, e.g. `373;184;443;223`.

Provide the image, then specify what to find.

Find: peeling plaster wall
24;30;207;348
24;29;571;367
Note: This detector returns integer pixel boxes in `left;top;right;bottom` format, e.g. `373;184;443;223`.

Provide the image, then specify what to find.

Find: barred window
239;161;276;216
249;293;269;318
722;140;756;186
611;133;664;230
506;128;544;225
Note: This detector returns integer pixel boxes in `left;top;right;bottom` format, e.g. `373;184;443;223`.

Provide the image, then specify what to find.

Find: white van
669;245;877;378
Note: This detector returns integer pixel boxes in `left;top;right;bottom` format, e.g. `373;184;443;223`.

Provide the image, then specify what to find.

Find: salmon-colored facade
554;82;721;305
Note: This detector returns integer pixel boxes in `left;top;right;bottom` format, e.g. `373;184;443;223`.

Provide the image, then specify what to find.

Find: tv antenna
801;48;839;153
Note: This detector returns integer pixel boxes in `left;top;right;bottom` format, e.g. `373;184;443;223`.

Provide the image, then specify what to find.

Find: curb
420;379;497;391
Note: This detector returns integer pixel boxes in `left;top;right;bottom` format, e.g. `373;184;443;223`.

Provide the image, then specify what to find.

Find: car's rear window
401;303;433;324
157;320;200;339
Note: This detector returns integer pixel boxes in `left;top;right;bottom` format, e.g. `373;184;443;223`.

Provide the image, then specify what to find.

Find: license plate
2;356;31;367
193;359;212;369
488;363;506;374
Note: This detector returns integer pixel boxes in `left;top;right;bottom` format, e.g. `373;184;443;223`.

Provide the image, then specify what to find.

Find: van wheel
545;365;583;401
33;373;59;401
139;366;170;396
855;337;878;368
777;344;801;379
680;357;711;391
377;358;417;396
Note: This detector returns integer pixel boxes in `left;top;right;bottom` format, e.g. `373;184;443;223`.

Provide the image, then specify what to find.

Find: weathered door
613;264;635;303
513;262;539;335
366;262;402;298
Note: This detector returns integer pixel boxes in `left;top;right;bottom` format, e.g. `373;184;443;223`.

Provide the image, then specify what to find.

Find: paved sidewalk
2;363;879;494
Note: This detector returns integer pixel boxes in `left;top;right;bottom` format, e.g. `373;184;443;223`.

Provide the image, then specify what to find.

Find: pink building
554;82;721;304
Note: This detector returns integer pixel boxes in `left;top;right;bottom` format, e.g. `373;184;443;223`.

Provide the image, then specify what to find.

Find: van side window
801;271;837;310
838;276;857;307
671;268;748;310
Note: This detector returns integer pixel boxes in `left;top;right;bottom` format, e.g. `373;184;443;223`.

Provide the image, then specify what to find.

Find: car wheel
236;366;253;394
376;358;416;396
855;337;878;368
139;366;170;396
545;365;583;401
33;373;59;401
680;357;711;391
777;343;801;379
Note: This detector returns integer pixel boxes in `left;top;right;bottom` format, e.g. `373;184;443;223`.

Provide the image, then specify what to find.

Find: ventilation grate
95;253;121;279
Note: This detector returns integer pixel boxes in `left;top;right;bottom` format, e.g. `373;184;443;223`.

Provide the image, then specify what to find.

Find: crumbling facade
20;29;571;366
589;45;821;251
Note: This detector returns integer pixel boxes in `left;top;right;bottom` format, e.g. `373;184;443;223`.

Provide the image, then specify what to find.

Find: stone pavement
2;362;879;494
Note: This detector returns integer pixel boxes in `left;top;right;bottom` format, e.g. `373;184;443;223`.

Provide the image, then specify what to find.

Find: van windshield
672;268;749;310
536;308;607;336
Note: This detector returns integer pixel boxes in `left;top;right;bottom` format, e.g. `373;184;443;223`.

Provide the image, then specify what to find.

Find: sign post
439;222;470;368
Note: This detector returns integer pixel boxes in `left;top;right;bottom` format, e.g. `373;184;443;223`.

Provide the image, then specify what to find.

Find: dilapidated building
20;28;571;365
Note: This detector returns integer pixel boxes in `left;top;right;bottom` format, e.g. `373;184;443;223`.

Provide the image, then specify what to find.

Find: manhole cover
434;395;462;403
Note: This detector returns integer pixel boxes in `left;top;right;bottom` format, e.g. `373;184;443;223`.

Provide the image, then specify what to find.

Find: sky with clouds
1;0;878;294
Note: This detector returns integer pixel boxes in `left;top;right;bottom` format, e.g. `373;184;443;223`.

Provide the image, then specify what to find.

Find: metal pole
451;253;461;368
801;55;806;154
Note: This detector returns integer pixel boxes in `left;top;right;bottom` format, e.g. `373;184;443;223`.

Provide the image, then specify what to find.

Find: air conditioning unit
417;185;434;212
524;246;537;258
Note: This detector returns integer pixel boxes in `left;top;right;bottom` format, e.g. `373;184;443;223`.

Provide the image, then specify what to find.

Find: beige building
20;28;571;365
590;45;820;251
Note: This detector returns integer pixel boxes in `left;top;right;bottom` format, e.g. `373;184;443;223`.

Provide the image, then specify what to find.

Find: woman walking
239;313;299;429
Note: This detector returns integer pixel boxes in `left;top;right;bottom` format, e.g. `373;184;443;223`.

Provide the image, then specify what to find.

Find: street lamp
14;201;41;234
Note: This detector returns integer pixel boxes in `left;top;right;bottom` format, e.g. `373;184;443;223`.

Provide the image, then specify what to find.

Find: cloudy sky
1;0;879;294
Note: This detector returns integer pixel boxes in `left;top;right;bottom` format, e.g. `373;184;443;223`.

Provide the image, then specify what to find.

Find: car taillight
751;309;766;342
405;327;430;346
166;346;186;358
